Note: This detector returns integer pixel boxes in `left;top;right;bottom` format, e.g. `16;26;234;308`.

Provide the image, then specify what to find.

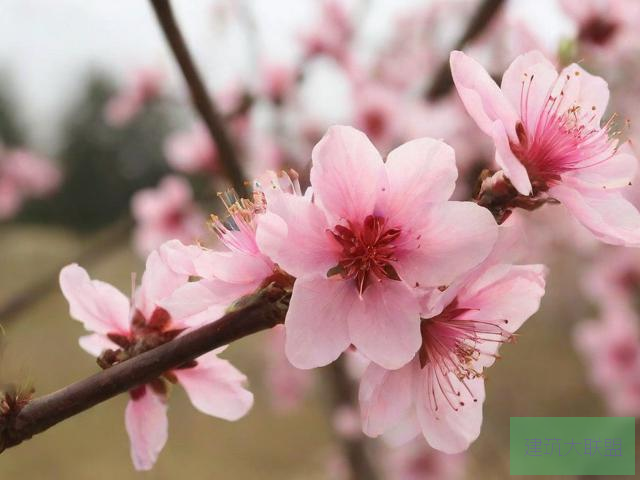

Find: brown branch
0;219;131;325
149;0;248;196
0;285;290;452
326;358;381;480
424;0;506;100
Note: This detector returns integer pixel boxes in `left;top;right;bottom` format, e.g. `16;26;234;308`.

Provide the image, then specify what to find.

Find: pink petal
174;351;254;421
158;239;206;277
459;263;547;368
396;201;498;288
125;387;168;471
160;280;228;329
348;280;421;370
500;50;558;131
550;183;640;246
310;125;384;222
449;50;519;138
78;333;117;357
381;138;458;223
359;360;416;438
558;64;609;127
571;150;637;189
256;196;340;278
416;370;485;454
204;250;273;286
491;120;532;195
136;250;189;319
284;277;354;369
59;264;130;335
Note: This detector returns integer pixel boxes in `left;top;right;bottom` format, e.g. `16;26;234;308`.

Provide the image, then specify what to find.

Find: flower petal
174;351;254;421
396;201;498;288
550;183;640;246
136;250;189;318
491;120;532;195
59;264;130;335
348;280;421;370
125;387;168;471
256;196;339;278
284;277;354;369
78;333;117;357
310;125;384;222
359;360;416;438
416;370;485;454
381;138;457;222
450;50;519;138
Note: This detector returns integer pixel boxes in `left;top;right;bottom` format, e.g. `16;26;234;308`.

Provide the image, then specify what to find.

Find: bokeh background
1;0;639;478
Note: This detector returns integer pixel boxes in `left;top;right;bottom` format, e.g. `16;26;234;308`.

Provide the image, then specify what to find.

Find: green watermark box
510;417;635;475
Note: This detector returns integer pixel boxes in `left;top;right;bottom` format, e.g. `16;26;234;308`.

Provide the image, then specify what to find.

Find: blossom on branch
59;249;253;470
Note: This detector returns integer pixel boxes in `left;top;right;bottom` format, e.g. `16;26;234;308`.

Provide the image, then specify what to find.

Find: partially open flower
451;50;640;245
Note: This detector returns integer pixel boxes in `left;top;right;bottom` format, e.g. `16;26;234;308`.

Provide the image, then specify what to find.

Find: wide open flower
256;125;498;370
59;249;253;470
359;244;546;453
451;50;640;245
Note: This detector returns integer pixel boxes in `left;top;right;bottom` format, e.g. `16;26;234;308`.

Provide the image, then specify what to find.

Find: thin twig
149;0;248;195
424;0;506;100
0;285;290;452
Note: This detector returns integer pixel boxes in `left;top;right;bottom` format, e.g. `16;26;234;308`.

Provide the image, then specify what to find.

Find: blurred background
0;0;639;478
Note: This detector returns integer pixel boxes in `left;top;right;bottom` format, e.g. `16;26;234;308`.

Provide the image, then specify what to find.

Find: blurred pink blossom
300;0;353;66
104;67;164;127
264;324;312;413
131;175;205;257
256;126;498;370
259;62;297;104
0;148;61;220
59;249;253;470
561;0;640;57
575;303;640;415
385;439;465;480
451;50;640;246
164;122;218;175
359;239;546;453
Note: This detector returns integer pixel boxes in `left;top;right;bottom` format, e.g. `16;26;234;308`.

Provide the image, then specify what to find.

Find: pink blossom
451;50;640;246
561;0;640;56
164;123;218;175
259;62;297;104
583;247;640;308
359;243;546;453
256;126;498;370
104;67;163;127
264;324;312;412
352;82;402;154
574;303;640;415
385;439;466;480
131;175;205;257
158;179;288;327
59;249;253;470
300;0;352;65
0;148;61;220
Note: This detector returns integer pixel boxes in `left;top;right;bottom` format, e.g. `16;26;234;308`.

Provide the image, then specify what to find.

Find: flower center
418;300;514;412
510;72;618;191
328;214;401;294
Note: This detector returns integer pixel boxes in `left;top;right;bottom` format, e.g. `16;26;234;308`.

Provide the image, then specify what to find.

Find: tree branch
149;0;248;195
0;285;290;452
424;0;506;101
